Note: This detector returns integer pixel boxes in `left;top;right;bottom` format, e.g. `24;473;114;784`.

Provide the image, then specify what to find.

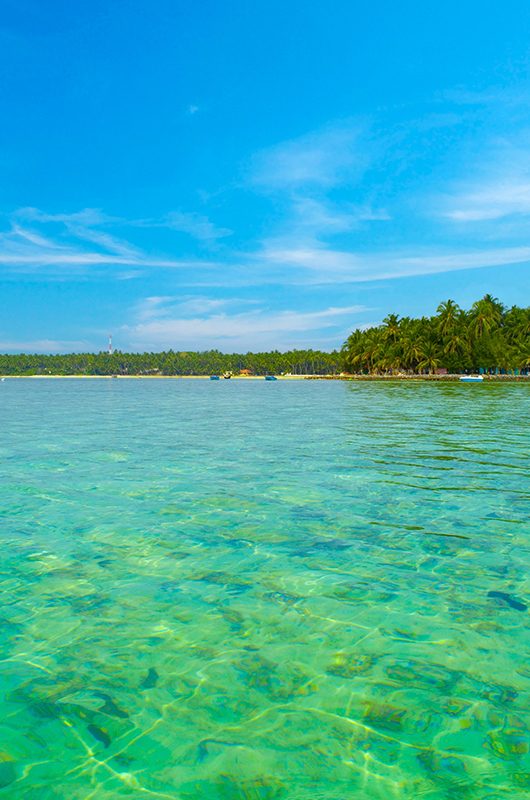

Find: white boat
459;375;484;382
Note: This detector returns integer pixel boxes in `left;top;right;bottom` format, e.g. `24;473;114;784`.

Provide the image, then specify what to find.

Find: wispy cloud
246;121;390;268
135;211;232;242
67;226;142;258
0;210;217;271
249;122;367;191
5;106;530;292
444;178;530;221
9;224;69;251
3;202;529;287
135;295;239;321
289;197;390;236
135;296;175;321
0;245;209;270
259;242;530;283
0;338;90;354
14;207;115;226
441;86;529;109
6;207;143;262
439;130;530;222
124;301;367;351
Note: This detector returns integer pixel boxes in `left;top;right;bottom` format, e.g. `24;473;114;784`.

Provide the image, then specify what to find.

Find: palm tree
362;330;385;373
509;336;530;371
342;329;366;373
443;331;468;357
416;341;441;374
401;337;423;371
436;299;461;337
382;313;401;343
504;306;530;342
469;294;504;338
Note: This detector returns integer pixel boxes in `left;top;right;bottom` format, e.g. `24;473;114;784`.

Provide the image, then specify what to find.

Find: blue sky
1;0;530;353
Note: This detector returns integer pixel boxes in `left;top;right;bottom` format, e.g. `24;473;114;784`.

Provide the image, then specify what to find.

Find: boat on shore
210;375;220;380
459;375;484;383
265;375;277;381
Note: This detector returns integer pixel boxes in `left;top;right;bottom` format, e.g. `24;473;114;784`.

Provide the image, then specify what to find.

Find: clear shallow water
0;378;529;800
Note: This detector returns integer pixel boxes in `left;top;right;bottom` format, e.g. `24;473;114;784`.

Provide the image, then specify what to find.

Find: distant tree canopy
342;295;530;375
0;349;341;376
2;297;528;377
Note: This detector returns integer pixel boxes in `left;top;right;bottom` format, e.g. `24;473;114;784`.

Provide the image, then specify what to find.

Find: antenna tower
108;334;113;355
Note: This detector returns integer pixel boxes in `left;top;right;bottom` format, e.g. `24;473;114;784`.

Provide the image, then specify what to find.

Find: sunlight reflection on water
0;379;529;798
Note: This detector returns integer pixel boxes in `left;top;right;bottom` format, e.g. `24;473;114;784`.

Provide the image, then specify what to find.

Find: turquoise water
0;378;529;799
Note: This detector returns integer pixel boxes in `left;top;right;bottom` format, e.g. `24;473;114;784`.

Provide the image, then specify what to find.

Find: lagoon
0;379;529;798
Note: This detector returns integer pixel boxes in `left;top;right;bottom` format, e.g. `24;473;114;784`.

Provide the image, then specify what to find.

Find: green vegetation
0;349;340;376
342;295;530;375
2;296;528;377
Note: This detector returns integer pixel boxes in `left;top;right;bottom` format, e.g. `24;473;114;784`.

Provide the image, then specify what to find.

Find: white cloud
378;246;530;277
135;295;235;321
0;248;209;270
0;338;90;353
245;122;390;258
441;86;527;109
439;131;530;222
289;197;390;235
131;210;232;243
123;303;367;351
259;242;530;283
12;206;142;257
9;224;69;251
135;296;174;321
159;211;231;241
250;123;367;191
66;226;142;258
14;207;116;227
444;179;530;221
0;214;217;271
4;205;529;286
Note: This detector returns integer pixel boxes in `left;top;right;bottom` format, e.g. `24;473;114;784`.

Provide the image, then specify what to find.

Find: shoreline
0;374;307;380
307;373;530;381
1;374;528;381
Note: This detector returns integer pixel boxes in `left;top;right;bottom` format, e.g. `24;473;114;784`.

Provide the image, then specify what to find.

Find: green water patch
0;379;528;798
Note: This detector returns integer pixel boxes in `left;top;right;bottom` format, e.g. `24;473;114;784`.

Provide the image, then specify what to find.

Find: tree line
1;296;528;377
342;295;530;374
0;348;341;376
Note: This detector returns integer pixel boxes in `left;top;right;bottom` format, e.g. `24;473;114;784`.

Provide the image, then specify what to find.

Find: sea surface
0;378;529;799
